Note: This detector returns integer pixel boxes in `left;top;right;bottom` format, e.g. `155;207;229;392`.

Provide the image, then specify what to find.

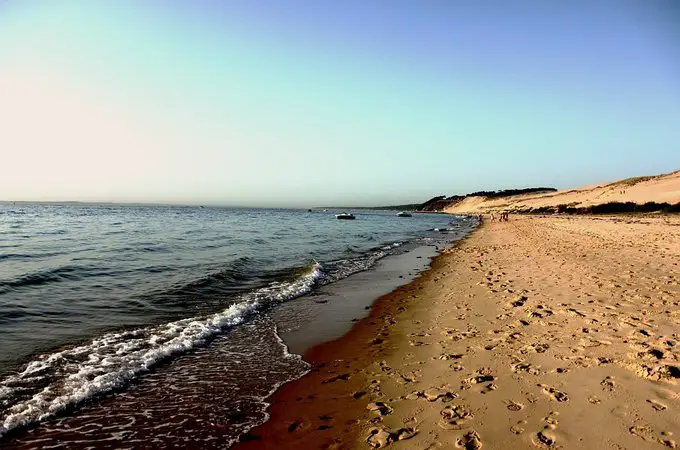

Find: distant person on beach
491;212;509;222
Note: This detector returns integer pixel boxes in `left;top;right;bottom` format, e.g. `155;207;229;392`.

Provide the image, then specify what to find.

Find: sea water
0;204;475;447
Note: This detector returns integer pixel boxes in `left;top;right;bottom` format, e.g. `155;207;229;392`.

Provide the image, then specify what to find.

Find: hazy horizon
0;199;422;208
1;169;677;209
1;1;679;207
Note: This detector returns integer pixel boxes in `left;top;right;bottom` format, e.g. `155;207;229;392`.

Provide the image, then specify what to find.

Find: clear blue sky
0;0;678;206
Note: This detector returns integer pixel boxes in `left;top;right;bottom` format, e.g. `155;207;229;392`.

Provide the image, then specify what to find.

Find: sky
0;1;678;207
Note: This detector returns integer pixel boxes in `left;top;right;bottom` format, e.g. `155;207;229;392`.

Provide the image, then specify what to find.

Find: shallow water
0;204;475;445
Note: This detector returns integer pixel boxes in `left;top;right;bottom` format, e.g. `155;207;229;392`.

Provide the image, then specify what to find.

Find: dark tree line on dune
530;201;680;215
465;187;557;199
418;188;557;211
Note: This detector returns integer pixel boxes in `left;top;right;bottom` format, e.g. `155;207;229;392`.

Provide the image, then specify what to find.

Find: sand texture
443;170;680;214
236;214;679;449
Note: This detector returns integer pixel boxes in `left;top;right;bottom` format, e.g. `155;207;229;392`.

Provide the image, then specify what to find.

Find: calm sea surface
0;204;475;447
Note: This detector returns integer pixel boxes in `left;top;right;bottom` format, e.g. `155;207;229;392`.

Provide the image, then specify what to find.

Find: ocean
0;204;476;448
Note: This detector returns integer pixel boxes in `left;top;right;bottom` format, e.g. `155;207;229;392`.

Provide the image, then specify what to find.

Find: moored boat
335;213;356;220
396;211;412;217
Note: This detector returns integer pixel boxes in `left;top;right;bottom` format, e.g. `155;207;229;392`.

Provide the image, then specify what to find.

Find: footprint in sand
321;373;351;384
481;383;498;394
456;430;483;449
528;308;554;319
510;420;527;435
532;430;558;448
505;400;524;411
439;404;473;430
406;387;457;402
366;428;391;448
445;327;480;341
409;331;431;338
511;296;528;307
366;402;393;416
629;424;656;442
287;419;311;433
423;387;457;402
630;363;680;382
596;356;613;365
451;362;465;372
538;384;569;402
437;353;465;361
600;376;616;391
512;361;541;375
647;399;667;411
521;343;550;354
587;395;601;405
378;362;393;374
396;371;418;384
543;411;559;428
462;373;496;389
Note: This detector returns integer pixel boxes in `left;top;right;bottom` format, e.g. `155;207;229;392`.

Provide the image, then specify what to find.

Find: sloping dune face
444;170;680;214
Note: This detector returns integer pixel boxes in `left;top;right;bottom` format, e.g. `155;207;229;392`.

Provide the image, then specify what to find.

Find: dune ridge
443;170;680;214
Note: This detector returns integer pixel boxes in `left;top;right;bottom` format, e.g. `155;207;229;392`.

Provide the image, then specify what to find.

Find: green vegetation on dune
611;176;655;187
527;201;680;215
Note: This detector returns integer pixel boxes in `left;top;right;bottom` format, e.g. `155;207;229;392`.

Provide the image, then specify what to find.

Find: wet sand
235;214;679;449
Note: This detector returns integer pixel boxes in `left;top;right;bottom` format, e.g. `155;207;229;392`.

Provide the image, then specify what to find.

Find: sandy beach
236;214;679;449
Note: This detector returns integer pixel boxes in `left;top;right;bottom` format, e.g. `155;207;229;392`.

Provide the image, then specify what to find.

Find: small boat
396;211;412;217
335;213;356;220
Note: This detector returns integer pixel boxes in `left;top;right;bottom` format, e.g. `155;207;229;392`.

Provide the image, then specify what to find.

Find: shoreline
234;214;679;449
0;212;473;449
234;228;472;449
273;237;467;357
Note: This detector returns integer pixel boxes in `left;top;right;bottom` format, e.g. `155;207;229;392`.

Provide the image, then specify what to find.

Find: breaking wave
0;264;323;438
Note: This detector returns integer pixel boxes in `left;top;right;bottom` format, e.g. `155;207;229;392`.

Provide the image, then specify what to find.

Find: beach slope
237;214;679;449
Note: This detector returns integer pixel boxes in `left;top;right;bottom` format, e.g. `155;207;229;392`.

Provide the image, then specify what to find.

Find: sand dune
444;170;680;214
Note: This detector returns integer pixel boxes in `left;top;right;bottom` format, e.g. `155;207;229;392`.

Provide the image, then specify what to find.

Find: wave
321;245;392;284
0;228;463;438
429;227;461;233
143;257;266;304
0;264;155;294
34;230;67;236
0;266;86;293
0;251;67;261
0;263;323;438
0;254;32;261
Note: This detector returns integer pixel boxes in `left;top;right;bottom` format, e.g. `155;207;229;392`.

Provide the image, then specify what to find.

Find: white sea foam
323;249;387;284
0;264;323;438
224;322;311;448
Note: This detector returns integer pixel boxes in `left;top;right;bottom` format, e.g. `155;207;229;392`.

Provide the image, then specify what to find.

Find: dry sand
443;170;680;214
235;214;679;449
